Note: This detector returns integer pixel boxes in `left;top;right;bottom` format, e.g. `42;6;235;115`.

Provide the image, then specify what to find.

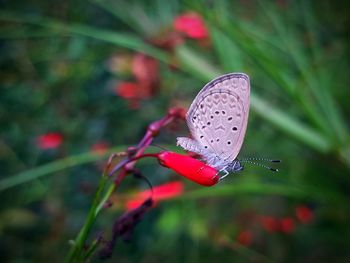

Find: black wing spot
204;146;208;149
200;135;204;139
227;141;231;145
211;140;214;143
210;115;214;119
232;127;237;131
207;122;211;125
202;126;206;129
215;111;219;114
222;111;226;115
228;117;233;121
216;138;220;142
200;104;204;109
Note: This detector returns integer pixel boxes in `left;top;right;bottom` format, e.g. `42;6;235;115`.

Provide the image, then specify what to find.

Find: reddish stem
110;107;186;186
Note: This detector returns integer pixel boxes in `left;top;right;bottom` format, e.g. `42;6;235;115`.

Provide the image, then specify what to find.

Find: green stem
65;174;111;263
82;238;100;262
95;184;116;216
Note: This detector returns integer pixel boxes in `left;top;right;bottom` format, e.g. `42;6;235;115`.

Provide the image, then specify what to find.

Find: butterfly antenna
240;160;279;172
241;157;281;163
150;143;169;151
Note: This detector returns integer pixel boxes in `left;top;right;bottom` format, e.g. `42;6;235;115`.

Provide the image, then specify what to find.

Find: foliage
0;0;349;262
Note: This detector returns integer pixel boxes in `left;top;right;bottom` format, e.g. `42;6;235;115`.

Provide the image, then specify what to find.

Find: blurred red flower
126;181;184;210
280;217;295;234
173;12;209;39
259;216;280;233
115;82;140;99
114;54;159;109
36;132;63;150
296;205;314;223
91;141;109;155
114;82;143;109
237;230;253;246
132;53;159;97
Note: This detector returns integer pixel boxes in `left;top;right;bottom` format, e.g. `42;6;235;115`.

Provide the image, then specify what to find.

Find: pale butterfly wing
185;73;250;163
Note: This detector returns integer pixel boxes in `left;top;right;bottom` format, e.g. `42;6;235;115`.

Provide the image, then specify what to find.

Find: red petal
114;82;140;99
125;181;184;211
296;205;314;223
173;12;209;40
36;132;63;150
157;152;219;186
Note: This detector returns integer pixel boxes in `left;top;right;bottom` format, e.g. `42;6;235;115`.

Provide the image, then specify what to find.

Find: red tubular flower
126;181;184;210
36;132;63;150
237;230;253;246
157;152;219;186
295;205;314;224
173;12;209;40
280;217;295;234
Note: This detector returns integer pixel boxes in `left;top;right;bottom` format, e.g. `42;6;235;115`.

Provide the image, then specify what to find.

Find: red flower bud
157;152;219;186
36;132;63;150
295;205;313;224
173;12;209;40
237;230;253;246
280;217;295;234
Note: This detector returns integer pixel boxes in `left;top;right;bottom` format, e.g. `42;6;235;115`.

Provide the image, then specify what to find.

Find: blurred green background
0;0;349;262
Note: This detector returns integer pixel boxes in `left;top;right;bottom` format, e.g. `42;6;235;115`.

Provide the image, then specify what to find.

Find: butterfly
177;73;250;178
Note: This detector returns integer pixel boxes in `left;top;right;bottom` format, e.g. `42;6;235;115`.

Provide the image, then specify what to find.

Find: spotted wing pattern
184;73;250;163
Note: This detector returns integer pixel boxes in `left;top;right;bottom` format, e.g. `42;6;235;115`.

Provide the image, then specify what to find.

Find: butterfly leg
219;167;229;180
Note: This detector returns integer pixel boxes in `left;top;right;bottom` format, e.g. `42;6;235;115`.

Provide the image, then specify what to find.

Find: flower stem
65;154;159;262
65;169;111;262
